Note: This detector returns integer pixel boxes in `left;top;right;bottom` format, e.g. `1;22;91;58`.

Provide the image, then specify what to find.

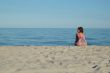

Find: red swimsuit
76;33;87;46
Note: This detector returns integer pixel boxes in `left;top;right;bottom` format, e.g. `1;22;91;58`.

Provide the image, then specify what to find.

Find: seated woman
74;27;87;46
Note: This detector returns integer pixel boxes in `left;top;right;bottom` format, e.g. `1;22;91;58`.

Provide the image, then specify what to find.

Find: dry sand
0;46;110;73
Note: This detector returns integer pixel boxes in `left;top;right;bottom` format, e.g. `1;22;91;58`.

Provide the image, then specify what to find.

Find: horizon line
0;27;110;29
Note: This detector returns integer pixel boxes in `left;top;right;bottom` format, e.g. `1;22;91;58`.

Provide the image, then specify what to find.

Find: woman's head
77;27;84;33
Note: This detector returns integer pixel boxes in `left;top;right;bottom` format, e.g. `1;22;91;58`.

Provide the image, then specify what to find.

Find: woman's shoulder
77;33;84;37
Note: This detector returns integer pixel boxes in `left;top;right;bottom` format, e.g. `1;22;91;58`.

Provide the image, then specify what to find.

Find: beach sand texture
0;46;110;73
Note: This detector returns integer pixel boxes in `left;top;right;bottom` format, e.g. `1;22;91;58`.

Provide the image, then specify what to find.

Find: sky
0;0;110;28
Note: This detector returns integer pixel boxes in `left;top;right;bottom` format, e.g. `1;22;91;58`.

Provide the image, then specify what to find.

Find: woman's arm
74;34;78;46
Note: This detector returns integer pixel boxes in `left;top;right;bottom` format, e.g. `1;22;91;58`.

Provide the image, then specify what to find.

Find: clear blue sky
0;0;110;28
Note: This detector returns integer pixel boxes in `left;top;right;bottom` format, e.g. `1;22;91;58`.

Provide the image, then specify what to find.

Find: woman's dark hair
78;27;84;33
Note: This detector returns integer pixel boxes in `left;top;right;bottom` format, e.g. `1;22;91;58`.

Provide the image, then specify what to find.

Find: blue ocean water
0;28;110;46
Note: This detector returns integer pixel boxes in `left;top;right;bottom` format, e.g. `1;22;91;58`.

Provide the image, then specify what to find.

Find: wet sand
0;46;110;73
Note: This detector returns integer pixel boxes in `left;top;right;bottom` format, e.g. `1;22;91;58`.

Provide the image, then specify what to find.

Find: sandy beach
0;46;110;73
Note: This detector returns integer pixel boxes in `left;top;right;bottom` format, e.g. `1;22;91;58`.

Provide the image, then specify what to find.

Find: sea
0;28;110;46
